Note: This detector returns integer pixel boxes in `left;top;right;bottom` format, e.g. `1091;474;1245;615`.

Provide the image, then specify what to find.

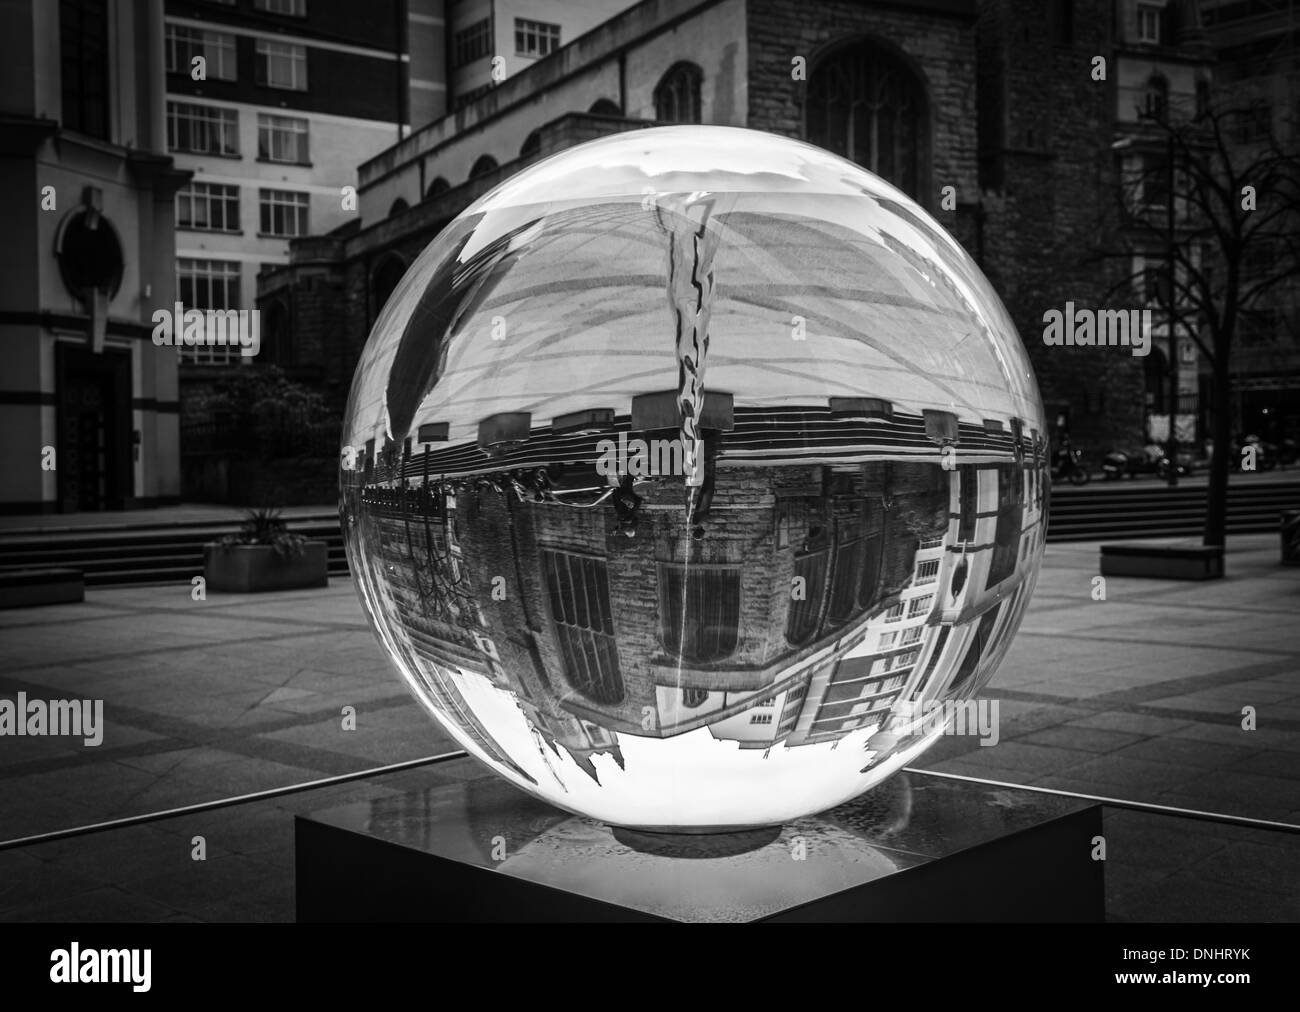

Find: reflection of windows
255;0;306;14
541;550;624;704
682;687;709;708
901;626;922;645
916;559;940;584
958;466;979;541
885;602;904;622
907;595;933;618
659;565;740;663
879;630;899;647
750;712;773;725
949;604;1002;694
827;538;865;626
787;550;828;644
858;532;884;610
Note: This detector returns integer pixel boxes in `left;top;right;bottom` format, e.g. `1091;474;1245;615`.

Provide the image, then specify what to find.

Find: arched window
388;197;409;218
654;62;703;123
520;131;541;158
1144;74;1169;123
589;98;621;117
469;155;498;180
806;39;926;198
371;253;407;320
425;177;450;200
681;687;709;708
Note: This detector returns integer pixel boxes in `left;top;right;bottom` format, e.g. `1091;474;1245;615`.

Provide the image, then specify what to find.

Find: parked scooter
1102;442;1195;481
1051;444;1091;485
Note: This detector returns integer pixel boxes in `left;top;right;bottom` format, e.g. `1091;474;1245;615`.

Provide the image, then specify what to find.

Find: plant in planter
204;508;329;593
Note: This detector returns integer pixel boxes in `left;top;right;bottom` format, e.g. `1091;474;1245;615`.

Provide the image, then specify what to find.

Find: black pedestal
296;768;1103;922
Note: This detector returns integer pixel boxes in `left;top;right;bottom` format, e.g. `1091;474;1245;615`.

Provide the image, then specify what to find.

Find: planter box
0;568;84;609
1100;542;1224;581
1283;510;1300;566
204;541;329;593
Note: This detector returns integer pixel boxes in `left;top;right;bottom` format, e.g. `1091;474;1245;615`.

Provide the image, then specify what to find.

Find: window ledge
256;158;313;168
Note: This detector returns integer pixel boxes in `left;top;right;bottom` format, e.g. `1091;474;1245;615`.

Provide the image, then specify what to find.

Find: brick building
257;0;1230;456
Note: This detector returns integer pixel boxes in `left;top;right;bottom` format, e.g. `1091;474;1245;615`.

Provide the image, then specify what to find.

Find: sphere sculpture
341;126;1047;832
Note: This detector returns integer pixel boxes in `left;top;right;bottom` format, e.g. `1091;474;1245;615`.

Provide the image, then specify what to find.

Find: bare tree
1095;96;1300;548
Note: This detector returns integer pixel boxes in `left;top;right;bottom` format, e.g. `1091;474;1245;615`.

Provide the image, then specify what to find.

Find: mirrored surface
340;126;1048;830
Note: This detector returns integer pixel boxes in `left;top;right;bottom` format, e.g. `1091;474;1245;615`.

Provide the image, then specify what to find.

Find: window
916;559;940;584
166;25;237;80
257;113;309;163
1143;74;1168;122
907;595;933;618
901;626;923;645
807;40;925;198
654;63;703;123
453;17;492;68
885;602;905;622
541;550;624;704
1136;2;1164;44
787;549;829;644
750;712;773;725
426;177;450;200
1142;154;1171;212
259;188;309;237
958;465;979;541
256;40;308;90
827;538;866;627
515;18;560;58
168;101;239;155
659;565;741;663
254;0;306;15
61;0;110;139
879;630;899;648
176;258;242;365
682;687;709;709
176;182;240;232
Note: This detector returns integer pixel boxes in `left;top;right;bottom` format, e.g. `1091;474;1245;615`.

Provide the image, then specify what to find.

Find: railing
182;404;341;461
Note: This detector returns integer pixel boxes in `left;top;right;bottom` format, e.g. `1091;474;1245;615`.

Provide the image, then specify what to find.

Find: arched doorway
806;38;928;200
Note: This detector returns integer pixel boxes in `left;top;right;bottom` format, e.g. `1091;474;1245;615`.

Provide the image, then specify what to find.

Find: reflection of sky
448;666;945;829
343;126;1041;452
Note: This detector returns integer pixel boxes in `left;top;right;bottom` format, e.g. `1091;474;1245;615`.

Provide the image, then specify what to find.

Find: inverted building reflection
341;397;1046;787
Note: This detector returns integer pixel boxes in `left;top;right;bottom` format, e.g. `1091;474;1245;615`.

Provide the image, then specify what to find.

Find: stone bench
0;568;85;608
1100;543;1224;581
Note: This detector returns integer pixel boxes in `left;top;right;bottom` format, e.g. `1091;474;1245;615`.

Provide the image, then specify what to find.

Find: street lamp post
1164;129;1179;487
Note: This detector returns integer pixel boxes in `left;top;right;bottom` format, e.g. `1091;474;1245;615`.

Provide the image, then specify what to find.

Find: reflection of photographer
613;475;643;539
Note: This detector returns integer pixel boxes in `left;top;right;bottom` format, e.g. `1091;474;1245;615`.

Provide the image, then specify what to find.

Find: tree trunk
1204;346;1232;548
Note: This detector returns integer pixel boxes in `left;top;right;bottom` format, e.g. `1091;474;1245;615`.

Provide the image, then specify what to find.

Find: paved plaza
1;535;1297;921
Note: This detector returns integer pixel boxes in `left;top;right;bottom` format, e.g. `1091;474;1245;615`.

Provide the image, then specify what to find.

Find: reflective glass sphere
340;126;1047;831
